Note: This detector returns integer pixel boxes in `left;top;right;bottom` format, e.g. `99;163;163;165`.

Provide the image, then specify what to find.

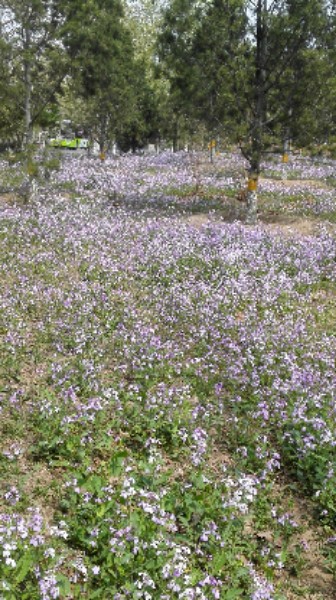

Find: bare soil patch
0;192;16;205
185;214;212;229
262;216;320;236
260;177;330;189
261;215;336;236
185;212;336;238
284;497;334;598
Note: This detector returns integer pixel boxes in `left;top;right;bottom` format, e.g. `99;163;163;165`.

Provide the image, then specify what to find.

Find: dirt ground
186;212;336;236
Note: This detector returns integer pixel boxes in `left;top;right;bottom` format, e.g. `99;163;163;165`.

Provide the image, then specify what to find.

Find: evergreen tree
158;0;335;220
0;0;65;146
274;1;336;149
59;0;146;152
157;0;203;149
188;0;248;146
0;25;22;146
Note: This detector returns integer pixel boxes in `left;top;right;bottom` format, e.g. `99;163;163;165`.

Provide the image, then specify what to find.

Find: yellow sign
99;152;106;161
247;178;258;192
282;153;289;163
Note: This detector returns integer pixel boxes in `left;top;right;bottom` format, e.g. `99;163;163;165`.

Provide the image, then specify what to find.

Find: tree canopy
0;0;334;158
157;0;336;218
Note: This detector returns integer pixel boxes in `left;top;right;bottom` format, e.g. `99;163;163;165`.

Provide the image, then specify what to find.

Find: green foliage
0;37;23;146
0;1;67;145
157;0;336;169
58;0;158;151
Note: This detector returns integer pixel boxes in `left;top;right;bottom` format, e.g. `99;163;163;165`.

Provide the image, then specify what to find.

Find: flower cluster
0;150;335;597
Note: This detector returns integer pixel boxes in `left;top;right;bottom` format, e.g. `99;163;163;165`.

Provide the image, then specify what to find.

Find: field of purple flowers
0;151;335;598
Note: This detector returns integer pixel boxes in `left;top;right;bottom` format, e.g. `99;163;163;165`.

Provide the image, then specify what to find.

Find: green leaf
90;589;106;599
14;554;34;584
56;574;71;595
87;475;103;494
50;459;70;467
110;450;127;476
213;551;228;571
224;589;244;599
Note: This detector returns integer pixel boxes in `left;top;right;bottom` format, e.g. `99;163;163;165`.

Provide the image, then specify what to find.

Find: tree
157;0;205;150
158;0;335;221
186;0;248;150
275;1;336;149
0;24;22;147
121;0;165;151
220;0;334;221
59;0;146;153
0;0;66;146
114;58;160;152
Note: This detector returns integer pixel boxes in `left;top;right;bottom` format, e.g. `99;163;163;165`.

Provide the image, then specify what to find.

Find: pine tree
0;0;65;146
158;0;335;220
59;0;143;153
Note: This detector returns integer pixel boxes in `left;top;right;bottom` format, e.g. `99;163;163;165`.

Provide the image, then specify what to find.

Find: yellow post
282;153;289;163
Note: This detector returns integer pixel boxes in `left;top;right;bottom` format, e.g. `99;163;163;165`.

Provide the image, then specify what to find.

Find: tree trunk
99;140;106;160
282;116;292;166
98;114;107;159
246;168;259;224
282;137;290;162
209;138;214;163
246;0;267;224
172;119;179;152
23;25;33;148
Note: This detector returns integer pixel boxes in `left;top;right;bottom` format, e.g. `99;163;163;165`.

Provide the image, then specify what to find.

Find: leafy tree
59;0;148;153
0;27;22;147
218;0;334;220
186;0;248;143
158;0;335;220
234;1;316;219
114;58;161;152
157;0;204;149
275;1;336;149
122;0;166;151
0;0;66;146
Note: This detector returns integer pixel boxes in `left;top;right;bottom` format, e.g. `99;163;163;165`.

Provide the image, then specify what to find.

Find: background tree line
0;0;335;165
0;0;160;152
